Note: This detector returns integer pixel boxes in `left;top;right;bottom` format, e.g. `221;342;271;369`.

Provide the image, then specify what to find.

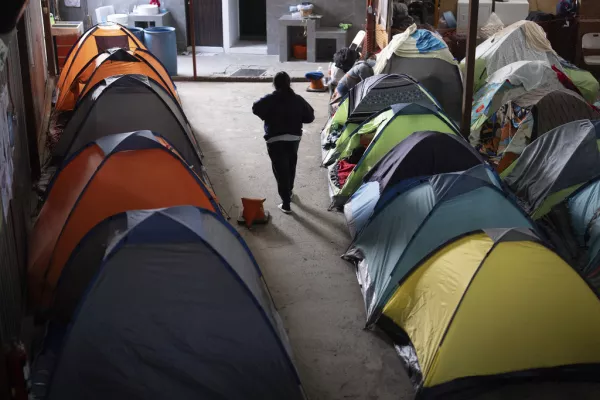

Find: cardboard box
580;0;600;19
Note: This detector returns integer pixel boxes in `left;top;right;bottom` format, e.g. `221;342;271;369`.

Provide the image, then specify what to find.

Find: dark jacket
252;89;315;141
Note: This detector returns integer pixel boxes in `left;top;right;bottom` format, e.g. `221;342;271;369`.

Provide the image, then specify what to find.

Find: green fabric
332;99;349;126
460;58;488;93
564;67;600;104
533;185;583;220
338;114;457;198
337;110;394;160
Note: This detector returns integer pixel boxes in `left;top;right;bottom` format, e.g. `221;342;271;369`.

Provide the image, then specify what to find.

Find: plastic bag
479;12;505;40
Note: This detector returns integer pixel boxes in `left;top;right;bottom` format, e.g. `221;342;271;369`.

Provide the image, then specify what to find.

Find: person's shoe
290;192;298;203
278;203;292;214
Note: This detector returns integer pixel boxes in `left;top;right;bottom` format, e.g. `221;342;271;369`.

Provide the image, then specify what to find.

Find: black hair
333;48;359;73
273;71;293;92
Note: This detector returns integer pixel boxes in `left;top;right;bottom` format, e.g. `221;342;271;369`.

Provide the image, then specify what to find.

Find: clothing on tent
54;75;202;173
344;165;533;324
337;160;356;186
373;25;462;123
504;120;600;218
381;228;600;397
46;207;305;400
268;140;300;208
28;132;218;310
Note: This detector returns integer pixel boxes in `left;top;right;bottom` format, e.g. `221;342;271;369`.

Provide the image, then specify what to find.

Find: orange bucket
293;44;307;60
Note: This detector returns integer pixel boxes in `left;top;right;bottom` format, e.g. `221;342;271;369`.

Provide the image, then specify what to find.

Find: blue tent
46;206;305;400
345;130;483;235
343;165;534;326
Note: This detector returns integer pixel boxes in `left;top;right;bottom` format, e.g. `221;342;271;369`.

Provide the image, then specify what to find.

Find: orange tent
55;48;179;111
28;131;218;310
57;23;144;98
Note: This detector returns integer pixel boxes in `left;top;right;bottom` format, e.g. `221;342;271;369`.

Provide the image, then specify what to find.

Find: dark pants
267;140;300;207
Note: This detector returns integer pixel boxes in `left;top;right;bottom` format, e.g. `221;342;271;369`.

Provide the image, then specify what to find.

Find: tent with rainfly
55;47;178;112
321;74;438;161
57;23;144;101
535;175;600;292
343;164;534;325
43;206;306;400
327;103;459;207
503;119;600;219
373;24;463;124
53;75;202;171
379;228;600;398
27;131;218;310
344;131;484;236
460;20;599;103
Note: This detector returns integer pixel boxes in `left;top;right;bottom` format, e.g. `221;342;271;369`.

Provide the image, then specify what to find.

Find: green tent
327;103;459;208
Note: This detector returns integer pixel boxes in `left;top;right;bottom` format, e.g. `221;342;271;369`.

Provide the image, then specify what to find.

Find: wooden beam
189;0;197;80
460;0;480;137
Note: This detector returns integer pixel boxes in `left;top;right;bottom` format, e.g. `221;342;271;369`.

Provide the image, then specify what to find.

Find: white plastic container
106;14;129;25
457;0;492;30
494;0;530;27
137;4;159;15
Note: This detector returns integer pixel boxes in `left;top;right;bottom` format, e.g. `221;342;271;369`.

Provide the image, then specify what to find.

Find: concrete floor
177;82;413;400
177;82;600;400
177;53;329;79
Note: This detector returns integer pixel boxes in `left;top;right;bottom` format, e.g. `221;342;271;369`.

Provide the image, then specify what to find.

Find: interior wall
58;0;188;51
25;0;49;135
266;0;364;55
222;0;239;49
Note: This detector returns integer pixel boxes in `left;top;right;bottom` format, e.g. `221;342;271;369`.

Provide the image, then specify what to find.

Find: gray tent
346;73;438;123
46;206;305;400
55;74;203;171
377;58;463;124
504;119;600;218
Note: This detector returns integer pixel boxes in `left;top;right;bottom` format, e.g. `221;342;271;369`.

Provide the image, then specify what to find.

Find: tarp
55;47;178;112
28;131;218;310
374;25;462;124
54;75;202;172
46;206;305;400
345;131;483;236
328;103;459;207
504;120;600;218
470;61;566;131
344;165;533;324
461;21;562;93
381;228;600;398
56;23;144;101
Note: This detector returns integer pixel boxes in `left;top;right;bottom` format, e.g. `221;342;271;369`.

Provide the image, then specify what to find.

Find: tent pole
189;0;197;80
460;0;480;138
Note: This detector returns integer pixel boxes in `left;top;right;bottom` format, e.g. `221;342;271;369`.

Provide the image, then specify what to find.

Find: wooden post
434;0;440;28
189;0;197;80
460;0;480;137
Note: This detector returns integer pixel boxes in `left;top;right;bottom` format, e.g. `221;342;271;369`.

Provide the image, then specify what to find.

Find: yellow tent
382;228;600;398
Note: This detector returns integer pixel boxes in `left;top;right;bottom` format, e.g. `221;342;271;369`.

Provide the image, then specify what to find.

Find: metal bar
189;0;197;80
460;0;480;137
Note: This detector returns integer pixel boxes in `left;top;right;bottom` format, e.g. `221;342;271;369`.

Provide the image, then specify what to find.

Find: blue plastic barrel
128;27;145;44
144;26;178;76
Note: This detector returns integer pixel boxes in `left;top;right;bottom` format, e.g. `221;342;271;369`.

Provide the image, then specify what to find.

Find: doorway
238;0;266;41
192;0;224;47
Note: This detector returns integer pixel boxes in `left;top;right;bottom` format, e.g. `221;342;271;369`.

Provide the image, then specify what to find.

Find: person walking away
252;72;315;214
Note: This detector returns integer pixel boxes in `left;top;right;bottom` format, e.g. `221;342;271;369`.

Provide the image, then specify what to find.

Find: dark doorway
192;0;223;46
239;0;267;41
